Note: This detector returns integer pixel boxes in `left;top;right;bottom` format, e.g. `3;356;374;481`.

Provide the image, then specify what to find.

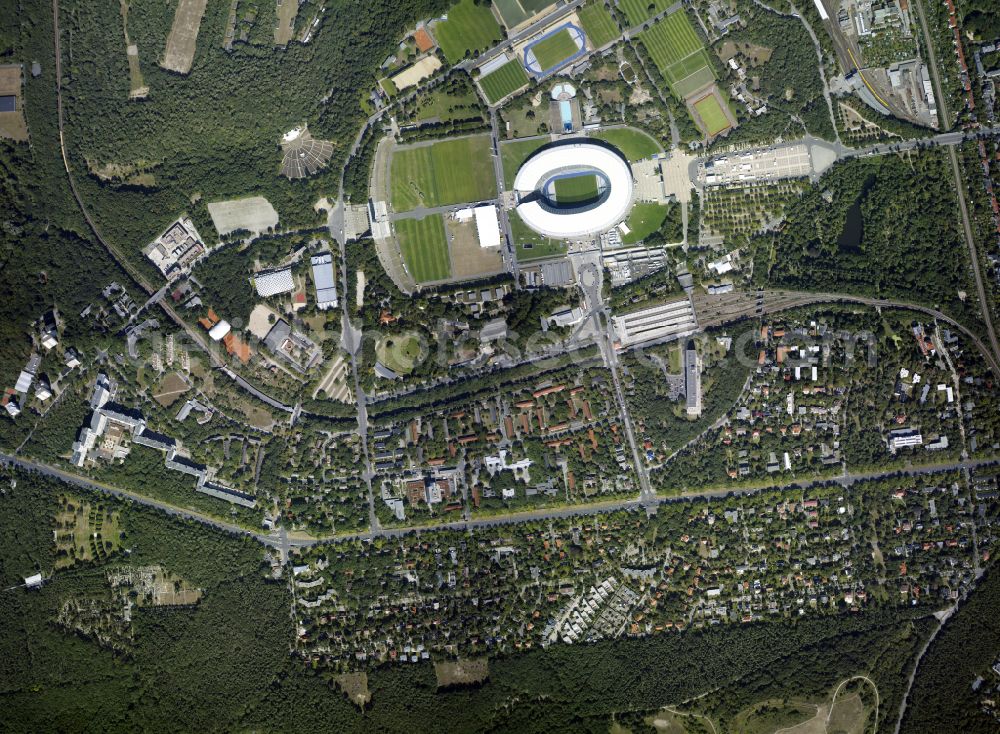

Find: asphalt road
6;449;995;549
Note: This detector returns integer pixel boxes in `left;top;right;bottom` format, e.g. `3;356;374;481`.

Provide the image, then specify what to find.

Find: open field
501;137;548;187
160;0;207;74
638;10;715;99
207;195;279;235
54;496;123;569
390;135;497;211
434;657;490;687
275;0;296;45
622;202;669;243
0;64;28;141
153;371;190;407
578;2;619;48
376;332;423;374
494;0;554;28
553;173;599;204
434;0;503;63
529;28;579;71
120;0;148;99
447;216;505;279
479;59;530;105
693;92;732;136
618;0;673;26
396;215;451;283
591;126;661;160
510;209;567;261
335;672;371;708
732;699;820;734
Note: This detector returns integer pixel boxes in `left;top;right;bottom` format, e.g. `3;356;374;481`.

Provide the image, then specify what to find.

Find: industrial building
611;298;697;348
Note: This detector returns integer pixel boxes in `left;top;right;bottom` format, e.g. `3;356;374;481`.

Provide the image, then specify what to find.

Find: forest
751;150;982;329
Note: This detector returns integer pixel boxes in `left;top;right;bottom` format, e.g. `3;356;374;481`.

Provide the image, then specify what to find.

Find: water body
837;174;876;254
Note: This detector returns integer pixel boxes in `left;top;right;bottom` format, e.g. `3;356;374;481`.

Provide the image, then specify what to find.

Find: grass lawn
578;2;619;48
591;126;662;160
501;137;548;187
510;209;568;261
376;332;422;374
390;135;497;211
622;202;669;244
408;85;483;124
54;496;123;569
618;0;673;26
395;214;451;283
435;0;503;63
694;93;732;135
479;59;529;105
553;173;599;205
530;28;579;70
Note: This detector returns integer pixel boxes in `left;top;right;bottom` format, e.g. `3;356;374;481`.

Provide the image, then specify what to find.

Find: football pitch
390;135;497;211
617;0;673;26
553;174;599;205
638;10;715;99
395;215;451;283
577;3;619;49
434;0;503;63
479;59;529;105
529;28;579;71
694;94;732;136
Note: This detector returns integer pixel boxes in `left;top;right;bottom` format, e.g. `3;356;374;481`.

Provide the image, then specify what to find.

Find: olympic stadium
512;141;634;239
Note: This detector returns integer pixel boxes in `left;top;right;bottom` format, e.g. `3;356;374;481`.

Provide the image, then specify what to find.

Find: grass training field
591;126;661;160
501;138;548;187
529;28;580;70
638;10;715;98
479;59;530;104
617;0;673;26
435;0;503;63
622;202;669;244
494;0;553;28
577;3;619;48
390;135;497;211
553;174;599;205
509;210;568;261
694;93;732;135
395;215;451;283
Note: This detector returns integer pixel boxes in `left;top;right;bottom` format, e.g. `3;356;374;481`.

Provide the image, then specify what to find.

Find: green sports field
617;0;673;26
577;2;619;49
591;127;662;161
694;94;732;136
434;0;503;64
494;0;553;28
501;137;548;187
553;174;600;205
395;215;451;283
390;135;497;211
529;28;579;70
479;59;529;105
638;10;716;99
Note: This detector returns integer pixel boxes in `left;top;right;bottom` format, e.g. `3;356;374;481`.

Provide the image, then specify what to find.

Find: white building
309;253;339;309
474;205;501;248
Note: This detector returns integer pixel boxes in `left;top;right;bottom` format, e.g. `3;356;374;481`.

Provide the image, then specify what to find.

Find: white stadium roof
254;267;295;297
513;142;634;239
